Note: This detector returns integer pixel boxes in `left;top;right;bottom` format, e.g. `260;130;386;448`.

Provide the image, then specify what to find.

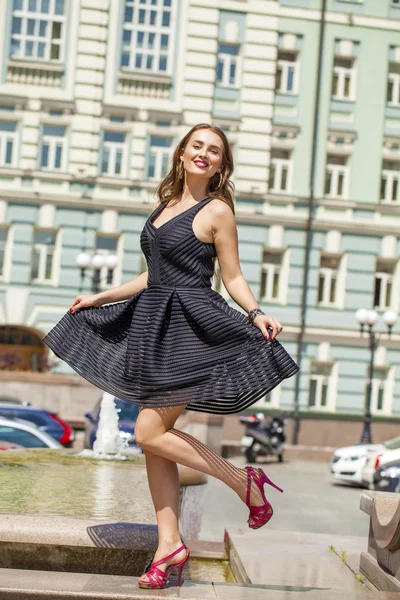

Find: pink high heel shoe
137;543;190;589
245;465;284;529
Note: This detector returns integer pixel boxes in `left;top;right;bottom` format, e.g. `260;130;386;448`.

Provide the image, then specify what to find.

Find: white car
330;443;383;486
362;435;400;488
0;417;62;449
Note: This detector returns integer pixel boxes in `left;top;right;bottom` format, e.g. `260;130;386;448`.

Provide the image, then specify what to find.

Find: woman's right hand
69;294;103;314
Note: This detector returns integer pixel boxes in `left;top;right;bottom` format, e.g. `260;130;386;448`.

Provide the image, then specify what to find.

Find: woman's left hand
253;314;283;341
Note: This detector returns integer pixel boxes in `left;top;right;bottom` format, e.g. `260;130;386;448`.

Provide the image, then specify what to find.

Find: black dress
43;197;299;414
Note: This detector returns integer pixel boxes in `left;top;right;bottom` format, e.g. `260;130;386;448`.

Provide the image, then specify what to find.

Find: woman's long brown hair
156;123;235;214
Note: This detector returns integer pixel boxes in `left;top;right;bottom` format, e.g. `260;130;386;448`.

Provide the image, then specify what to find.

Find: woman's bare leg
136;405;266;512
139;450;184;583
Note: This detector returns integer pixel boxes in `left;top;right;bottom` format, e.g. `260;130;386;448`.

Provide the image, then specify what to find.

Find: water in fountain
78;392;126;460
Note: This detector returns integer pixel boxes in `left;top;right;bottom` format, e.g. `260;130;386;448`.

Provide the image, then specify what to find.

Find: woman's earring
216;171;223;190
179;161;184;180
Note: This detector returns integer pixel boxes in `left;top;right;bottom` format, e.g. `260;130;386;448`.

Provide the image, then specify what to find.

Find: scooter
240;413;287;463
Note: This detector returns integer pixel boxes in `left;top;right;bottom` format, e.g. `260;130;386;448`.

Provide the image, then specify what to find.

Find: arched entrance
0;326;49;372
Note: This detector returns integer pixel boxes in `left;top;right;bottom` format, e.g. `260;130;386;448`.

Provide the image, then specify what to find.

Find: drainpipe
292;0;327;445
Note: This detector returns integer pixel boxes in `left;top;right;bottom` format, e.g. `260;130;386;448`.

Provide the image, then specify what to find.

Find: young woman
44;123;299;590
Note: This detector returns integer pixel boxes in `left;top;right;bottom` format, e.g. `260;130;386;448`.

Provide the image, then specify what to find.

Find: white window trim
95;233;123;290
10;0;66;63
254;385;281;409
101;134;128;177
0;123;18;168
147;138;173;181
31;228;61;287
317;253;346;309
121;0;177;76
381;167;400;204
308;361;338;412
332;59;357;101
276;56;300;95
325;160;350;199
217;46;241;89
370;366;394;417
0;225;13;283
40;127;67;172
388;72;400;107
260;248;290;305
269;155;293;194
374;259;400;312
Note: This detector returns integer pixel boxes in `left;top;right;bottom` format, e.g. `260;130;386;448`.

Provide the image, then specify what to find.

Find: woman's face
180;129;224;182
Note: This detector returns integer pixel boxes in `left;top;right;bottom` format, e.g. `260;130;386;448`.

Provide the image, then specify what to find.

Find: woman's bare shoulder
207;198;235;221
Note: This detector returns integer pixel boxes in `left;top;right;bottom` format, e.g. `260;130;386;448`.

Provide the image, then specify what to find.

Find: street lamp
76;251;118;294
355;308;398;444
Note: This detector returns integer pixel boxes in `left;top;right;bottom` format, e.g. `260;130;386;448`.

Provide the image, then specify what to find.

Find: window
325;154;349;198
147;136;172;180
216;44;240;88
387;63;400;106
308;362;335;410
0;426;48;448
95;234;120;288
101;131;126;177
120;0;175;75
31;229;57;283
374;258;396;310
0;228;8;278
381;161;400;203
318;253;342;306
10;0;66;62
261;249;284;302
0;121;18;167
370;366;392;414
40;125;66;171
275;50;299;94
269;149;292;193
332;57;356;101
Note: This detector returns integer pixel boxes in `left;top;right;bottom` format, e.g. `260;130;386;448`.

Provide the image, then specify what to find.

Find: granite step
0;569;399;600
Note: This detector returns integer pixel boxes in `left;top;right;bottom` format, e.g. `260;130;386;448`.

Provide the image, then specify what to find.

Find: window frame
381;161;400;204
260;247;290;305
9;0;67;63
94;232;122;289
147;135;173;181
216;43;241;89
0;121;18;168
370;366;394;416
0;226;12;282
100;130;128;178
317;252;346;308
324;154;350;199
276;50;300;95
39;124;67;172
308;361;337;412
120;0;177;76
331;57;357;101
374;258;397;311
269;149;293;194
30;227;60;286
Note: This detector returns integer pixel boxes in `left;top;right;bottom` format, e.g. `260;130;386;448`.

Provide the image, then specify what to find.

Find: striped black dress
43;197;299;414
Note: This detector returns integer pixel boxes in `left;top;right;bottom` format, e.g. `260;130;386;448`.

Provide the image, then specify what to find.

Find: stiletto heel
245;465;283;530
137;544;190;589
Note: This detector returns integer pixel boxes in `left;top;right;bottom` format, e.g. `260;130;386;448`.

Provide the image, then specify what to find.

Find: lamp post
355;308;398;444
76;251;119;294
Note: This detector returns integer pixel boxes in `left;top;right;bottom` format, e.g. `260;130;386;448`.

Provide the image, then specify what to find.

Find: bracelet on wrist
248;307;265;326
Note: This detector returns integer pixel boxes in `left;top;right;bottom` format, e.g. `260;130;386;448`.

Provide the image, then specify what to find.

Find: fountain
79;392;126;460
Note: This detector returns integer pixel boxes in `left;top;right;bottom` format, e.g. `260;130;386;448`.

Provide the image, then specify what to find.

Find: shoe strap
152;543;187;568
144;565;168;588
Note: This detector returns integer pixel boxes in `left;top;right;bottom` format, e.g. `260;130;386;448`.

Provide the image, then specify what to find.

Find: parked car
373;459;400;493
362;436;400;488
0;417;63;449
84;397;141;451
0;404;74;447
330;443;383;486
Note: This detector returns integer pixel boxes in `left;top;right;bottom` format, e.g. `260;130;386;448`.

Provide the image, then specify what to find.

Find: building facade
0;0;399;441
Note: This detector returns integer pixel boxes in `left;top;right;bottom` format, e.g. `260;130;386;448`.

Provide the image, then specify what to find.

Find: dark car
0;404;74;447
373;461;400;493
84;397;141;451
